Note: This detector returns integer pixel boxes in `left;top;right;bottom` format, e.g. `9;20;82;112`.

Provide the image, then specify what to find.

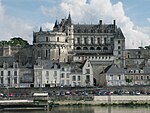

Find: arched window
76;47;81;50
96;47;101;50
83;47;88;50
57;37;59;42
90;47;95;50
46;37;48;42
103;47;108;50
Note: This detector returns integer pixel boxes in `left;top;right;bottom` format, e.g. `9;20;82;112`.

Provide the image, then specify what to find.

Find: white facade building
0;57;19;88
34;59;93;87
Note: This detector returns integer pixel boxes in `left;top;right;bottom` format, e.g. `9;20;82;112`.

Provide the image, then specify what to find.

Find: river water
1;106;150;113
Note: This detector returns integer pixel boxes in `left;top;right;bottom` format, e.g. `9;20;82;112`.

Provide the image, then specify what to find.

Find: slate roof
101;64;125;74
0;56;16;68
73;23;115;33
34;59;60;69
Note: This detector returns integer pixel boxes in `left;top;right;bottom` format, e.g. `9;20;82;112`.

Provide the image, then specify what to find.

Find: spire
39;26;42;32
67;12;72;26
54;20;58;28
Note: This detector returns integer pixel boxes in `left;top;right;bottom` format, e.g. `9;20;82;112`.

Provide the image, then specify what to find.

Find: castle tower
33;27;68;62
113;27;125;67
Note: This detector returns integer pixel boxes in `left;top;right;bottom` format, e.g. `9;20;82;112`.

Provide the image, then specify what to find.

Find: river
1;106;150;113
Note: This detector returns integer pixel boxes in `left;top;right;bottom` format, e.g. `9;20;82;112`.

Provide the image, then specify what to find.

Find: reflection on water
1;106;150;113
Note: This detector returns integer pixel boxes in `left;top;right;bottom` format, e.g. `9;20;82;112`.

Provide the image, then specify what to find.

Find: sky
0;0;150;49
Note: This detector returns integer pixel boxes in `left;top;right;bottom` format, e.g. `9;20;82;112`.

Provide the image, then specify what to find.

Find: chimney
113;20;116;31
99;20;102;25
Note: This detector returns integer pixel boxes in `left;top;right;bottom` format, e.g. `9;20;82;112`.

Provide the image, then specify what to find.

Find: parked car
0;93;3;97
135;91;140;95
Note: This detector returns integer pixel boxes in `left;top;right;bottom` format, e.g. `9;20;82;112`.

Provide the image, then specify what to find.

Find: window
118;46;121;49
62;68;65;71
61;73;64;78
45;50;48;57
66;73;69;78
8;71;11;76
14;64;18;68
46;71;49;79
97;38;100;44
1;78;3;84
118;51;121;55
77;38;80;44
118;75;121;80
118;40;120;44
78;76;80;81
128;55;130;58
91;38;94;44
86;75;90;81
57;37;59;42
86;69;90;74
136;76;139;80
14;71;17;76
141;76;143;80
84;38;88;44
1;71;3;76
72;76;76;81
110;75;113;80
8;78;10;84
14;77;17;84
147;76;149;80
104;38;106;44
46;37;48;42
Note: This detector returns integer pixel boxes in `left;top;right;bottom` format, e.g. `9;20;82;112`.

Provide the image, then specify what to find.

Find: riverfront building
34;59;93;87
1;14;150;88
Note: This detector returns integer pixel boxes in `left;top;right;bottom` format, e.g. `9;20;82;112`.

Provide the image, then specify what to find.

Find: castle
0;14;150;88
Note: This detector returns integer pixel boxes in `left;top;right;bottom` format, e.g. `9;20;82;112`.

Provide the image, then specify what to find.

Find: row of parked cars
46;89;150;96
95;90;150;96
1;90;150;98
0;92;31;98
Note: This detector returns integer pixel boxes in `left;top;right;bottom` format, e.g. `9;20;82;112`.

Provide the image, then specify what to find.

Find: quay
0;95;150;110
0;93;51;111
51;95;150;106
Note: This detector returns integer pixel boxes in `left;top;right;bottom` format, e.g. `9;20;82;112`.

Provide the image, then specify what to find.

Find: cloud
0;1;33;43
42;22;54;31
147;18;150;23
41;0;150;48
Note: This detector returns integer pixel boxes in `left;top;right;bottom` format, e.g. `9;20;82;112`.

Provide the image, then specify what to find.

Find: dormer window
3;63;8;69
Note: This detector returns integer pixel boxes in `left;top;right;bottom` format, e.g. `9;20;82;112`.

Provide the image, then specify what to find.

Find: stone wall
94;96;150;104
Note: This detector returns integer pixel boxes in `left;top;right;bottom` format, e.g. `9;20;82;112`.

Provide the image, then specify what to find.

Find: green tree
125;76;132;84
0;37;29;46
9;37;29;46
145;45;150;49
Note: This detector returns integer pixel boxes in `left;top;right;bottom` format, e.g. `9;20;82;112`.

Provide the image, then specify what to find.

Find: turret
39;26;43;32
67;13;72;26
53;20;59;31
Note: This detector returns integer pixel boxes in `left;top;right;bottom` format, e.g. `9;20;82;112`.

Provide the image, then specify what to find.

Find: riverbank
1;95;150;108
51;95;150;106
